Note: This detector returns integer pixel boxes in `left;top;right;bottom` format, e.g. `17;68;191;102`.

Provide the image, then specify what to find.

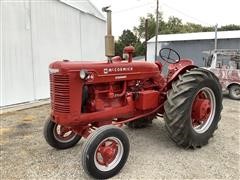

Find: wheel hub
191;88;216;133
96;140;118;166
234;88;240;96
192;93;211;125
60;126;69;136
53;124;76;142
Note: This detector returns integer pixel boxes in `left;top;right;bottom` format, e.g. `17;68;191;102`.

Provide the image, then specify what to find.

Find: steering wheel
159;48;180;64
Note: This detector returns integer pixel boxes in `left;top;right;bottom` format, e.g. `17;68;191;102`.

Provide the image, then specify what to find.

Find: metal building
147;30;240;65
1;0;106;107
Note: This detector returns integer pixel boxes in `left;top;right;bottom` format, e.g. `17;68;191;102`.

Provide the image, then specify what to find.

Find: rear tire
229;84;240;100
44;117;81;149
81;125;129;179
164;68;222;148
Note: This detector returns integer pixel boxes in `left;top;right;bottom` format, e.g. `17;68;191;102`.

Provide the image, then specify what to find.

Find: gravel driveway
1;97;239;179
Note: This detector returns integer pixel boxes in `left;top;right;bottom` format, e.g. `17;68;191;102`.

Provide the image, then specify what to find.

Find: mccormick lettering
103;67;133;74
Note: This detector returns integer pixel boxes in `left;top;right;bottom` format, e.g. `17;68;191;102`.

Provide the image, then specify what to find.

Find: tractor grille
50;74;70;113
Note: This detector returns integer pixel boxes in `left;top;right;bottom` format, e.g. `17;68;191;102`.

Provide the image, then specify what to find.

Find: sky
90;0;240;36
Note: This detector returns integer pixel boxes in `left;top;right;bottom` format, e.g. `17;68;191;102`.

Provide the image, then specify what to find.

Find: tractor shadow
123;117;180;150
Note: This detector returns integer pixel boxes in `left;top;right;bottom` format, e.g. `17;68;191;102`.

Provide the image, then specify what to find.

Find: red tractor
44;7;223;179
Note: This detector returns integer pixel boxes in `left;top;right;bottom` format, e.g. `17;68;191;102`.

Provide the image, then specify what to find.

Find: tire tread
164;68;223;148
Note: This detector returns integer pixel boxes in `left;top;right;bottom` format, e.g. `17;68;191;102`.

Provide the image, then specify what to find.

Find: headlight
80;70;89;80
49;68;59;74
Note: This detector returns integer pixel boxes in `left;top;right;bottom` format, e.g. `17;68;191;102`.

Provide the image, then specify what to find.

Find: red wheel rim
53;124;76;143
191;87;216;133
94;137;123;171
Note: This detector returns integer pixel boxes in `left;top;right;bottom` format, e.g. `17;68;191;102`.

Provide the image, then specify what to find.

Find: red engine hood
49;60;161;83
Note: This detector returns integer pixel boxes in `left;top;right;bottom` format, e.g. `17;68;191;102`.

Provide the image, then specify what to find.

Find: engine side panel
49;60;166;127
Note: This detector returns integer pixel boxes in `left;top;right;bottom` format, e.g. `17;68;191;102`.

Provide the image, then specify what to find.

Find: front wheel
43;117;81;149
164;68;223;148
81;125;129;179
229;84;240;100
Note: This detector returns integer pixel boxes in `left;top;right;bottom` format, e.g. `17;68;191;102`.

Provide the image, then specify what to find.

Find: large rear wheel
164;68;222;148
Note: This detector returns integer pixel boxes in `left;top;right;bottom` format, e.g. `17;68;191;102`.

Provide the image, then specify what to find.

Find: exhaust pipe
102;6;115;63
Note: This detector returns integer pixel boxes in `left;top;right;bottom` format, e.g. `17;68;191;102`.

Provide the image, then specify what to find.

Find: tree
115;29;144;57
218;24;240;31
133;13;165;41
135;41;145;56
134;12;240;41
118;30;137;46
164;16;184;34
121;12;240;56
115;41;124;58
179;23;214;33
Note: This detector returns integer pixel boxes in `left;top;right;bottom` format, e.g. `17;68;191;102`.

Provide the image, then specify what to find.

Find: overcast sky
90;0;240;36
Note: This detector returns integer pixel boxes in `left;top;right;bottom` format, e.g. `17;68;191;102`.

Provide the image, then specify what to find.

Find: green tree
115;29;145;57
218;24;240;31
164;16;184;34
118;29;137;46
114;41;124;58
183;23;202;32
134;12;240;40
135;41;145;56
123;12;240;56
133;13;165;40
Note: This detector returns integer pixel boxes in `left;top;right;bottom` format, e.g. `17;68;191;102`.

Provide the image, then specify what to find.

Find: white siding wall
30;0;83;100
2;1;35;106
146;43;157;63
80;13;105;60
1;0;106;106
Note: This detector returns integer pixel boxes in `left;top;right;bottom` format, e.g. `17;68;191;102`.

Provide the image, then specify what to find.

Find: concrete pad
0;99;50;114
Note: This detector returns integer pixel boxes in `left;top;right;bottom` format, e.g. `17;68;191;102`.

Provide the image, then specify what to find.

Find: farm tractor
44;7;223;179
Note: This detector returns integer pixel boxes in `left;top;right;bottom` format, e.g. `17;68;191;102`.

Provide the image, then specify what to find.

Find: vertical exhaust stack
102;6;115;63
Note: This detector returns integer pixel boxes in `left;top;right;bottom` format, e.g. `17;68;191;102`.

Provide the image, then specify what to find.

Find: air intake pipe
102;6;115;63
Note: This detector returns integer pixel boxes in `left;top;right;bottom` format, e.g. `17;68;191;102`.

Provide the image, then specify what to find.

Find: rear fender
166;59;197;89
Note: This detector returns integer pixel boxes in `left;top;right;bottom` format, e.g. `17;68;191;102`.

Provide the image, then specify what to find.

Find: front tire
43;117;81;149
164;68;223;148
229;84;240;100
81;125;129;179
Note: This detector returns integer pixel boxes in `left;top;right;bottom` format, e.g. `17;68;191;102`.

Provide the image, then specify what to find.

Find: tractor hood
49;60;161;84
49;60;160;74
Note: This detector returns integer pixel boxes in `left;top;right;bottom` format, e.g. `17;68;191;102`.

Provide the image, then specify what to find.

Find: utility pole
154;0;159;61
145;19;148;61
214;24;218;50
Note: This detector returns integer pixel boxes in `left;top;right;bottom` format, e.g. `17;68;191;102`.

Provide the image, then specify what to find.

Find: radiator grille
50;74;70;113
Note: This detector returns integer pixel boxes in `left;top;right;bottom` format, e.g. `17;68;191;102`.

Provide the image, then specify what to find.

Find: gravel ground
1;97;240;179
